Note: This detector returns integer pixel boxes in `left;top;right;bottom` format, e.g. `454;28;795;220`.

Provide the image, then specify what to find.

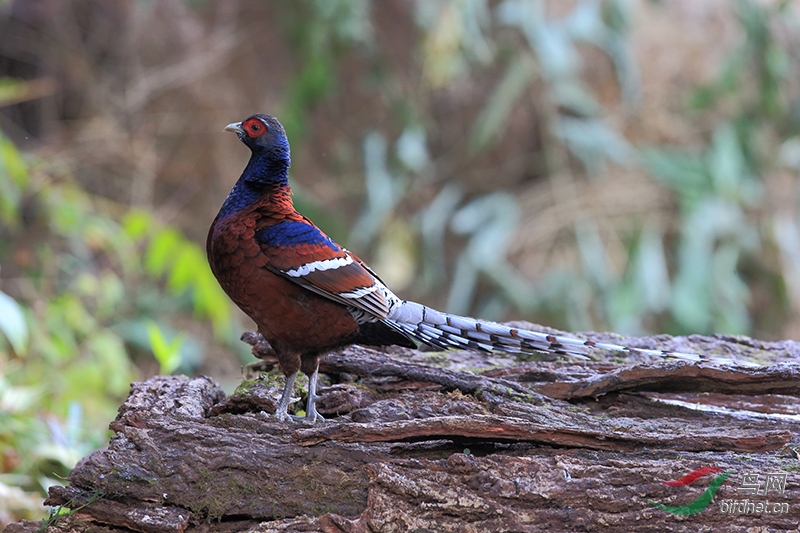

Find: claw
273;410;295;423
304;408;325;423
270;367;327;424
286;412;324;425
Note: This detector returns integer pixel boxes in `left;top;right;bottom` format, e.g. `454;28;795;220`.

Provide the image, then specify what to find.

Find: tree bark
6;326;800;533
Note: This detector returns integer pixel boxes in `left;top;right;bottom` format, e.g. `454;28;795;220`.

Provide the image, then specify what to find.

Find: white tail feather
384;301;757;366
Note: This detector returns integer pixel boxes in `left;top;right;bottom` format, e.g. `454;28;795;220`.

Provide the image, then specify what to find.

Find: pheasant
207;113;722;423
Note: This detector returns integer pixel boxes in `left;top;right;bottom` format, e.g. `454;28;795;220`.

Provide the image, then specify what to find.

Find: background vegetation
1;0;800;524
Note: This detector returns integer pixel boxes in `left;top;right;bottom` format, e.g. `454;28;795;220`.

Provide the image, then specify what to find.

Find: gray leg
304;367;325;423
273;372;298;422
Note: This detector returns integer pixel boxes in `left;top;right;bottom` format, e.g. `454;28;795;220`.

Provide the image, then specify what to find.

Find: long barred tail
384;300;755;366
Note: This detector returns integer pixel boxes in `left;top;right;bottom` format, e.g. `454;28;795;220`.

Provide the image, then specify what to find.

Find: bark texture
6;326;800;533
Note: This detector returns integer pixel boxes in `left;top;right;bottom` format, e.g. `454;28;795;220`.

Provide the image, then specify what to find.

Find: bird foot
273;412;325;425
271;408;325;424
272;410;295;423
304;408;326;424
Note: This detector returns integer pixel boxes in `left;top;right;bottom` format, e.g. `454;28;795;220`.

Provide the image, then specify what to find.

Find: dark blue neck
216;155;293;219
242;148;290;188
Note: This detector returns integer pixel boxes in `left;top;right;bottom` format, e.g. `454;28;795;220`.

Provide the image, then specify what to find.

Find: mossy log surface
6;325;800;533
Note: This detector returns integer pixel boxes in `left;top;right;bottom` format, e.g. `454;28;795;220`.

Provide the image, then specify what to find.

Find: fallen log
6;327;800;533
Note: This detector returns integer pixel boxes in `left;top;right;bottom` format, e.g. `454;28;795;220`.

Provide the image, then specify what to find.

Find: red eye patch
243;118;266;138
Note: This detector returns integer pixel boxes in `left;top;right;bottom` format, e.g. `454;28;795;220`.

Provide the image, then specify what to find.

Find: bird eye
243;119;265;137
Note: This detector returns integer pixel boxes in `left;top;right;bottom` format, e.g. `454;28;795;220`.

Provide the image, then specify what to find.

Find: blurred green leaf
575;219;612;289
0;77;55;108
641;147;709;208
146;321;185;375
87;331;132;397
447;192;530;316
0;377;39;414
551;79;601;116
708;123;746;199
688;86;717;111
192;267;232;339
0;290;28;355
420;184;463;287
313;0;373;43
145;228;183;277
0;133;29;226
0;133;27;185
46;185;93;236
0;77;28;106
634;227;671;312
167;245;201;294
527;17;578;79
558;117;634;174
396;126;430;172
712;243;750;333
566;0;606;41
350;131;398;247
122;209;154;241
